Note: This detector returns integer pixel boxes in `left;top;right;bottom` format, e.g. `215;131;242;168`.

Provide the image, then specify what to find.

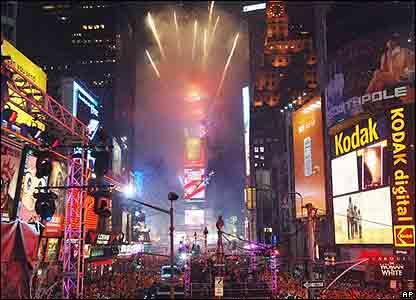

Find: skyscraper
1;1;18;44
244;1;318;269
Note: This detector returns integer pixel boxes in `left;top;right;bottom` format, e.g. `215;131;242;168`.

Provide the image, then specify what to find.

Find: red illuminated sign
394;225;415;247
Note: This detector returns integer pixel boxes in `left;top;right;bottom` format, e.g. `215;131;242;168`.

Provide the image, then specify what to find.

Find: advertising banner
183;168;205;201
388;104;415;248
333;187;393;244
185;209;205;225
112;138;122;177
18;152;48;223
1;40;47;92
292;97;326;218
1;39;47;131
44;238;60;262
330;104;415;246
73;81;100;140
1;142;22;221
368;255;413;280
242;86;251;176
326;28;414;129
184;137;206;167
43;160;68;235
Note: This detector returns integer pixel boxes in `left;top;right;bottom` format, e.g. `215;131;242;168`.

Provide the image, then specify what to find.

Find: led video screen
333;187;393;245
185;209;205;225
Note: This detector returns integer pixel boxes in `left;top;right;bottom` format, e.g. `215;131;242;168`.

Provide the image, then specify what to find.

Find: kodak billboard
330;104;415;247
389;104;415;248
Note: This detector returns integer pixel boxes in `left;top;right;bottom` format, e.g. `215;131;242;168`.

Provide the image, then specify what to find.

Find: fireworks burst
192;20;198;61
145;49;160;78
207;15;220;58
216;32;240;97
174;10;181;55
147;12;166;60
203;28;207;67
208;1;215;37
145;3;241;112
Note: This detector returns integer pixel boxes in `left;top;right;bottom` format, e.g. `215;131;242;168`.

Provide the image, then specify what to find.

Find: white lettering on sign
96;234;110;245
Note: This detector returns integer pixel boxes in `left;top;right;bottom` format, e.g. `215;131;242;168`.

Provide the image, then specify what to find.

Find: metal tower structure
63;154;89;299
184;256;191;298
1;58;89;299
270;254;278;298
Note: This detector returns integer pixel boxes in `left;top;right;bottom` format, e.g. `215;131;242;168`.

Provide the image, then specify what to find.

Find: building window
254;163;258;167
260;146;264;152
254;155;259;159
254;147;259;153
260;155;264;160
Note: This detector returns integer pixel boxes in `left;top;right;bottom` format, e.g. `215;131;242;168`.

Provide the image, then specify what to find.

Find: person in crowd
357;209;363;239
353;205;359;239
347;197;354;240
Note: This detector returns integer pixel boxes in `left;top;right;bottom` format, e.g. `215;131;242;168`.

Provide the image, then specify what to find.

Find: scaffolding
1;60;89;298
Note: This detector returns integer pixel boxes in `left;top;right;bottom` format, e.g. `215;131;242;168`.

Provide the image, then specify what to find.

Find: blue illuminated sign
72;81;100;140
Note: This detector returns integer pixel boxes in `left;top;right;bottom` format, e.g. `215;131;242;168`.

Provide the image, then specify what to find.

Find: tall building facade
1;1;18;44
17;1;139;173
315;1;415;285
244;1;319;271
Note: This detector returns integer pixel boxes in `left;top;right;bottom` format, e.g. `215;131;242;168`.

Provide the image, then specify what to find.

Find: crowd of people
84;268;159;299
320;286;400;299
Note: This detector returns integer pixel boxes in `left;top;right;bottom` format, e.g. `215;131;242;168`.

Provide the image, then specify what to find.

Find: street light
123;183;135;198
124;188;178;300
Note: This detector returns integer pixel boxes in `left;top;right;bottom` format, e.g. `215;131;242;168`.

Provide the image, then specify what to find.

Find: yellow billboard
1;40;47;91
1;39;47;130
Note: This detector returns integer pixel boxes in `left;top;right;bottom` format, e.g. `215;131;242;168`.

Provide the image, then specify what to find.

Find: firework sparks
208;1;215;35
192;20;198;61
145;49;161;78
207;15;220;57
216;32;240;97
174;10;181;55
203;28;207;66
147;12;166;60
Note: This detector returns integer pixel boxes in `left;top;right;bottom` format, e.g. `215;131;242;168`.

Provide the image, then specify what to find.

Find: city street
1;1;415;299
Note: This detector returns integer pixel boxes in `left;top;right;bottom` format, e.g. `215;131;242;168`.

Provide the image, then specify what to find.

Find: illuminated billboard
332;140;389;197
185;209;205;225
333;187;393;244
242;86;250;176
388;105;415;248
1;40;47;92
44;160;68;235
292;97;326;218
1;39;47;131
72;81;100;140
112;138;122;177
184;136;205;168
1;141;22;221
325;28;414;128
330;104;415;246
331;151;359;197
243;3;266;12
183;168;205;201
18;152;48;223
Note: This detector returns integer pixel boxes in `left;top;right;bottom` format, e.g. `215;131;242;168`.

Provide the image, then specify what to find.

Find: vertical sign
292;97;326;218
215;277;224;297
389;104;415;248
243;86;251;176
